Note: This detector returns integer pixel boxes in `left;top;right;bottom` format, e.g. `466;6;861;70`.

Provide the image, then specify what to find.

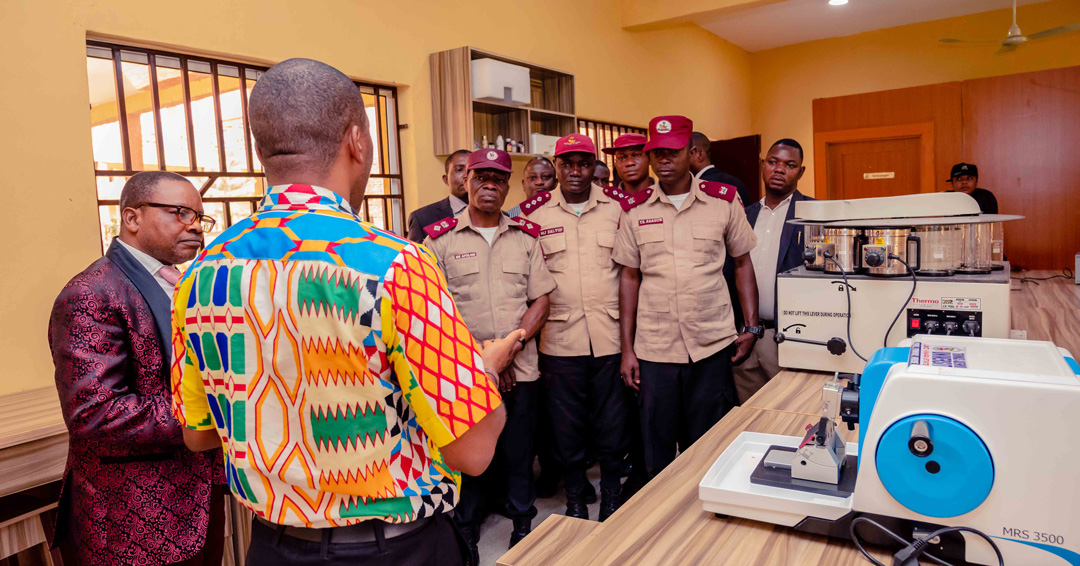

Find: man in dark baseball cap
947;162;998;214
603;133;653;196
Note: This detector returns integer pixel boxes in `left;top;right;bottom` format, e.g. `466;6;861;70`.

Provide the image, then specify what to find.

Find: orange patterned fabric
171;184;501;527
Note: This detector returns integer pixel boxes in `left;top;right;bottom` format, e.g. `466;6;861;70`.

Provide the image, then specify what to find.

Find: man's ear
443;174;450;186
795;165;806;182
120;207;141;234
347;124;372;170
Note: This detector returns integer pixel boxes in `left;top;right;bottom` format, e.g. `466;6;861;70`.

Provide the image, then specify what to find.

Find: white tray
698;432;857;527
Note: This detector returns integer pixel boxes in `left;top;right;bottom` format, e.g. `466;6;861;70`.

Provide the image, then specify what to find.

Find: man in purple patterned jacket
48;171;227;565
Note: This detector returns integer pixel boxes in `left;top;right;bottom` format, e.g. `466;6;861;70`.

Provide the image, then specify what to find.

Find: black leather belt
255;514;430;543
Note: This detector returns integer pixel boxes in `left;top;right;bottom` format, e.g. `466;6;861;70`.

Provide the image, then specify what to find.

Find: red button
911;319;921;329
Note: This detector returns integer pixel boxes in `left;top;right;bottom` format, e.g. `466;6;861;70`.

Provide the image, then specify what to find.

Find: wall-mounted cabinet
430;46;576;157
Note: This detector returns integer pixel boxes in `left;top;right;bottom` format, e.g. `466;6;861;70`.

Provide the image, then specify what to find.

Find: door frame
814;122;935;200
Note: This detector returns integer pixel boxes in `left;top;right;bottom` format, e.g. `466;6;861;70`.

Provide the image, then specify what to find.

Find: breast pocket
634;226;667;268
596;231;616;267
501;258;529;299
445;257;481;302
692;222;725;264
540;233;568;272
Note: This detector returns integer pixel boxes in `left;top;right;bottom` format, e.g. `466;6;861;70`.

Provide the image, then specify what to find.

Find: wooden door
709;134;761;203
826;137;922;200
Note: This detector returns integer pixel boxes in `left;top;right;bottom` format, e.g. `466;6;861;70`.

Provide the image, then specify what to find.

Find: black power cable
825;252;867;362
883;255;917;350
849;516;1005;566
1012;267;1074;285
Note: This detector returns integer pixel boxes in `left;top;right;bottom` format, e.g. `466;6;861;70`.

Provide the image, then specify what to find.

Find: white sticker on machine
940;297;981;311
909;342;968;368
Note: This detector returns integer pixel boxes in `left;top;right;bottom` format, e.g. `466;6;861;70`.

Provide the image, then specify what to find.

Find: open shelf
431;46;577;156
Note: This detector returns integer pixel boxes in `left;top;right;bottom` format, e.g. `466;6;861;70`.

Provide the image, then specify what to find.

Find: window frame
86;40;406;252
577;118;647;174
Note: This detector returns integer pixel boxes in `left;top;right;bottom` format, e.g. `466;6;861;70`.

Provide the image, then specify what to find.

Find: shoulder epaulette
603;185;630;203
423;217;457;239
510;216;540;238
517;191;552;216
620;188;653;212
698;180;738;203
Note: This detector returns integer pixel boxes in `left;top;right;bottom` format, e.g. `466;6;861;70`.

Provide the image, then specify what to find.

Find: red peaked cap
643;115;693;152
467;148;512;173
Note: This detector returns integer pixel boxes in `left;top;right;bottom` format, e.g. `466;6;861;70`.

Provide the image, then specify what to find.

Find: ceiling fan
939;0;1080;48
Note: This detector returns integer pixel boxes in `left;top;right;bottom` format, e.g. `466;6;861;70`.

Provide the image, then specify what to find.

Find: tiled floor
476;466;605;566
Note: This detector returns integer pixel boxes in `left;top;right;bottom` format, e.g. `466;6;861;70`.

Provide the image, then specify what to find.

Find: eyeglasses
138;203;216;232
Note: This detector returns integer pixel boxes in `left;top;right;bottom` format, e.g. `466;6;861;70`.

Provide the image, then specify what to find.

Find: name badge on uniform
454;252;477;260
638;218;664;226
539;227;564;237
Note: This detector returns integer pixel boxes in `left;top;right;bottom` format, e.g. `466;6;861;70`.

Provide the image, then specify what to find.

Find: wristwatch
741;325;764;339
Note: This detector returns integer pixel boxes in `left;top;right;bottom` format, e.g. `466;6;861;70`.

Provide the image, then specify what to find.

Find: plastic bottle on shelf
518;141;526;153
496;135;505;151
481;134;489;149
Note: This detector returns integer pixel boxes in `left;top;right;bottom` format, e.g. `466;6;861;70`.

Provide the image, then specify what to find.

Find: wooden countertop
499;269;1078;566
0;387;67;498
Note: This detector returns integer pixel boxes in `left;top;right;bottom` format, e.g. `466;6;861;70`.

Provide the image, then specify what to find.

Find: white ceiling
695;0;1047;52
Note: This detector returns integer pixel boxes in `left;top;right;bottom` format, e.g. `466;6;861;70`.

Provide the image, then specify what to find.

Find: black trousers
540;353;628;492
455;380;538;526
638;345;737;478
246;514;465;565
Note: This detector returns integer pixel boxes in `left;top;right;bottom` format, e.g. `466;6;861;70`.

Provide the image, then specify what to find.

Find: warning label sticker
940;297;981;311
909;342;967;368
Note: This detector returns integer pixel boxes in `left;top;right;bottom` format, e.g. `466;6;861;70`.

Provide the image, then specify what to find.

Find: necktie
159;265;182;286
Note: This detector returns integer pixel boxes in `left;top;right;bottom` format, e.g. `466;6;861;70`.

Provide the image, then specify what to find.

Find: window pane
389;198;403;236
183;176;211;194
217;66;249;172
87;55;124;171
99;205;121;252
366;198;386;230
246;72;262;173
204;176;265;198
378;95;390;175
365;177;387;195
390;178;402;195
382;91;400;175
120;58;158;170
155;63;191;171
363;94;381;175
96;175;128;200
187;62;220;171
202;202;226;245
229;201;256;226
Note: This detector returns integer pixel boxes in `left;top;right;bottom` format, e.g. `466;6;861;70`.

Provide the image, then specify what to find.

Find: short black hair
119;171;192;211
595;161;610;172
691;132;711;153
249;58;368;177
770;138;804;160
444;149;471;173
525;156;554;170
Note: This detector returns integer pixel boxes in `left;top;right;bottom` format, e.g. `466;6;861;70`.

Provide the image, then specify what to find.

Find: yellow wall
751;0;1080;197
0;0;751;395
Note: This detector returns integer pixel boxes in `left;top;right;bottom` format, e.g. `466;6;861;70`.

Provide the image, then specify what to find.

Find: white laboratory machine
700;335;1080;566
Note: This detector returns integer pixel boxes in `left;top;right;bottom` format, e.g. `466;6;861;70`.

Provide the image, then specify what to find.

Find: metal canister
958;223;992;274
822;228;863;274
803;224;827;270
913;225;962;277
862;228;921;277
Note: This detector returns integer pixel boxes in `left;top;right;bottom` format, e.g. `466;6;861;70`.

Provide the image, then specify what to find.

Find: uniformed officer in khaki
517;133;630;522
423;148;556;557
613;115;762;479
604;133;653;196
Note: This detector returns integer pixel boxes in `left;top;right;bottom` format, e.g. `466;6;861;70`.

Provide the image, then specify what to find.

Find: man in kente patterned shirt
171;58;521;566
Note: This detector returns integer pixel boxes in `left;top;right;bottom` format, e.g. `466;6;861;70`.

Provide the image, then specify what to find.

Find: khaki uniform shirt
519;187;623;357
612;180;757;364
424;212;556;382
